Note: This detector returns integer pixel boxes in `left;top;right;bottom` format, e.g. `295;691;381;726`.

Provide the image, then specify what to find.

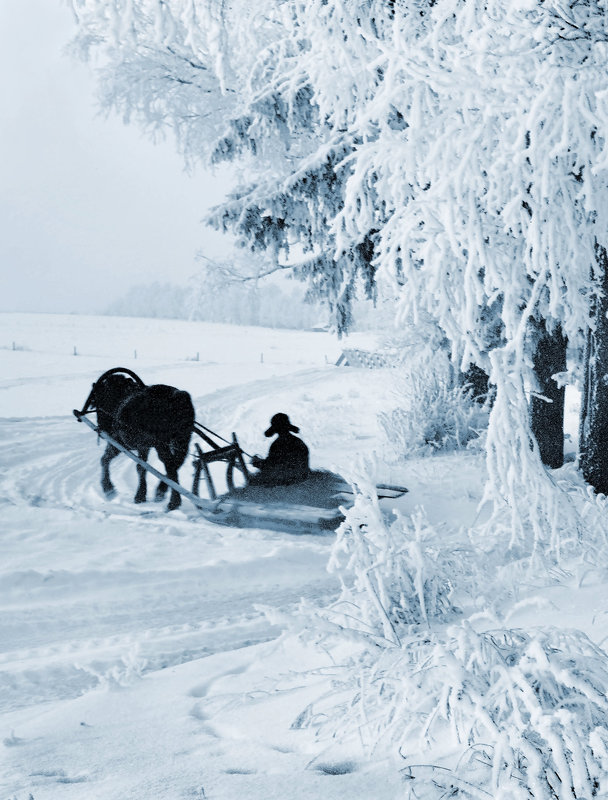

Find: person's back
250;413;310;486
265;430;309;484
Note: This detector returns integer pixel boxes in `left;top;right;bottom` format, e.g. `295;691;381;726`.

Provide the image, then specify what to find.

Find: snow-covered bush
379;358;489;458
293;472;608;799
301;623;608;799
321;487;467;645
404;624;608;800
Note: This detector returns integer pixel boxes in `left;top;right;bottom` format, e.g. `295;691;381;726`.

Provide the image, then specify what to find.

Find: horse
81;368;195;510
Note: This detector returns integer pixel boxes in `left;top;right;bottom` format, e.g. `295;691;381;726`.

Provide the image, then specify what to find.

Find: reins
192;421;253;459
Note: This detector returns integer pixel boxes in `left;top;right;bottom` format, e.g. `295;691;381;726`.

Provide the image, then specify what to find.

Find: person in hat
250;413;310;486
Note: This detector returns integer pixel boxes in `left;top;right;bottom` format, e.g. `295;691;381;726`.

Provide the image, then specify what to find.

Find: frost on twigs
303;623;608;799
379;353;489;459
322;477;464;646
294;471;608;798
477;349;583;564
394;625;608;800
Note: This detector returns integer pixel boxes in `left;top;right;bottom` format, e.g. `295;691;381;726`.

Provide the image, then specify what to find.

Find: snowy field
1;313;607;799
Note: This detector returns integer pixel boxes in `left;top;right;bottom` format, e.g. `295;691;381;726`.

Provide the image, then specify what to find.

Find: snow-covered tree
67;0;280;168
210;0;608;525
67;0;381;331
69;0;608;533
241;0;608;533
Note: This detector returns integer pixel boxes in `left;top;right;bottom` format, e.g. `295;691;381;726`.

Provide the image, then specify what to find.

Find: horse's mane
93;374;143;433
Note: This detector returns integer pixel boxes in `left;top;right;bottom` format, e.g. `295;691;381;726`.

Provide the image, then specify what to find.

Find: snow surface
0;313;601;799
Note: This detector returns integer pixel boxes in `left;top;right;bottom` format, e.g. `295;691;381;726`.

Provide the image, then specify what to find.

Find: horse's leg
155;478;168;501
158;443;187;511
134;447;150;504
101;443;120;497
166;466;181;510
154;442;171;501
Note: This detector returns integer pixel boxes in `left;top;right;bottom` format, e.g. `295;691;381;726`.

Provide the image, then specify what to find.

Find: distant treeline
104;280;328;330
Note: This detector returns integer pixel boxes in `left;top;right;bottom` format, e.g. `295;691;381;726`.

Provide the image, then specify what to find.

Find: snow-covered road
1;315;415;798
0;385;342;719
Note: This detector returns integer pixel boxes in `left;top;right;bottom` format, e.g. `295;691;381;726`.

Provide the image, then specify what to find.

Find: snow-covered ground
0;313;403;798
1;313;606;799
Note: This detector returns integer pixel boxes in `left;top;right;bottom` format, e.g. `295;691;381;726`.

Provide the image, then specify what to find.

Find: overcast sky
0;0;232;314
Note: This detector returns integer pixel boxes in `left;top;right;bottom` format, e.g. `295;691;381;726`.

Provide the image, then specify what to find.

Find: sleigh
74;367;407;533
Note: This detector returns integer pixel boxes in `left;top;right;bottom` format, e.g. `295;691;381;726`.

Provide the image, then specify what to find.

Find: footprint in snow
313;761;358;776
189;704;209;721
223;767;257;775
30;769;89;783
3;731;25;747
189;662;249;698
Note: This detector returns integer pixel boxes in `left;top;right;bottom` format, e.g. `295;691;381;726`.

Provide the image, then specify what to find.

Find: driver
250;413;310;486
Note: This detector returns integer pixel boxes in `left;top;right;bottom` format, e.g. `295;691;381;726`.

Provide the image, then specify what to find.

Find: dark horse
81;368;195;510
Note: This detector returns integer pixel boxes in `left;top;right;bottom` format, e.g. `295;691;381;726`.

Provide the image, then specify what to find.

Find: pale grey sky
0;0;232;314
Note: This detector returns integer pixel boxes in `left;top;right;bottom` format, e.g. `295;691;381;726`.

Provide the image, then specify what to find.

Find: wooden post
233;432;249;481
73;346;77;356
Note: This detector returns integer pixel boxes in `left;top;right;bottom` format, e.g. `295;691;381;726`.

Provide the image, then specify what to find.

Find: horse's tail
173;389;195;435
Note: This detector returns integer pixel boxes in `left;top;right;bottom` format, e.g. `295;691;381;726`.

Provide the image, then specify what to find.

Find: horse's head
87;374;143;433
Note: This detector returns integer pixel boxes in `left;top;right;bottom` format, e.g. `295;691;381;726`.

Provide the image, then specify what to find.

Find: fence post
73;346;77;356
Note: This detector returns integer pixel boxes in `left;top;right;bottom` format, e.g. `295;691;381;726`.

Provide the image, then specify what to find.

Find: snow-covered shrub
302;623;608;799
322;487;467;645
413;624;608;799
379;359;489;459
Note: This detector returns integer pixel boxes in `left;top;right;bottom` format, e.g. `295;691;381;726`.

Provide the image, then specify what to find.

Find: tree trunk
530;320;567;470
580;245;608;494
461;363;492;405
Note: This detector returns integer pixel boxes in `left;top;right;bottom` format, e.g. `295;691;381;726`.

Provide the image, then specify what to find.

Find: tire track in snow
0;593;336;713
0;415;195;517
193;367;333;411
0;565;338;714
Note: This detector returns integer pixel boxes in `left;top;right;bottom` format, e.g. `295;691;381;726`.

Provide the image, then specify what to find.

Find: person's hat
265;412;299;437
